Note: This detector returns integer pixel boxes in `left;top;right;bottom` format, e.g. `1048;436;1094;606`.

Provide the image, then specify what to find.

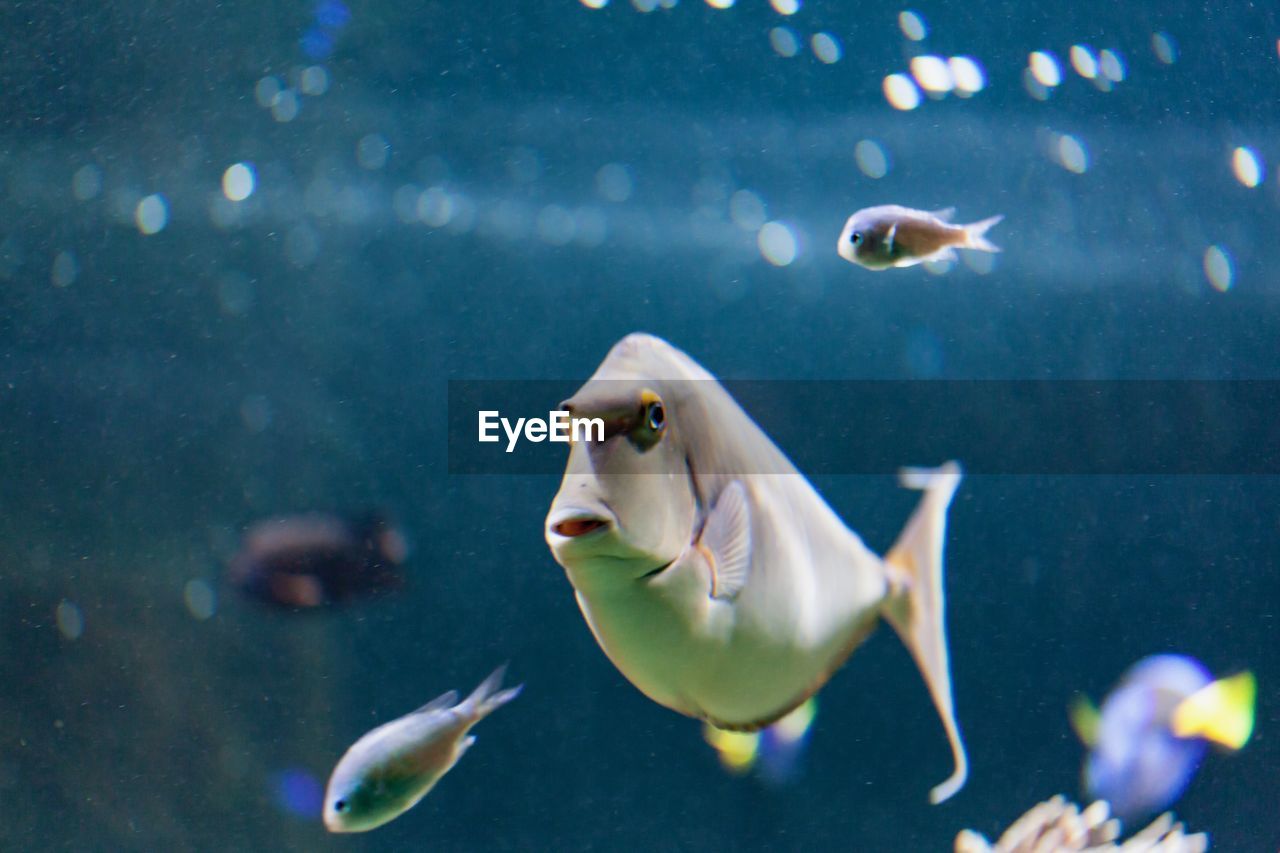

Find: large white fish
323;666;522;832
545;333;968;803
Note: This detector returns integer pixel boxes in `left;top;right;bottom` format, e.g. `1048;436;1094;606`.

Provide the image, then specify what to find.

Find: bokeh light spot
56;600;84;640
883;73;921;110
1099;49;1125;82
596;163;634;203
222;163;255;201
898;10;926;41
1231;147;1262;188
1029;51;1062;87
948;57;985;94
51;251;78;288
579;0;608;8
910;55;953;93
729;190;766;231
1203;245;1233;292
854;140;888;179
1055;134;1089;174
811;33;842;64
72;165;102;201
1152;32;1177;64
135;194;168;235
184;579;217;620
1070;45;1098;79
769;27;799;57
356;134;390;170
769;0;799;14
758;221;798;266
300;66;330;96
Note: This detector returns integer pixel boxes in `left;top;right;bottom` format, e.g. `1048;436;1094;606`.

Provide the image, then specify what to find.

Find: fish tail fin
882;461;967;804
1170;670;1256;750
962;215;1003;253
465;664;524;718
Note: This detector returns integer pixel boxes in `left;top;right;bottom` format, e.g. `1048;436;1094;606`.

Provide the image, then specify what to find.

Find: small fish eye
646;401;665;432
334;799;347;812
850;231;863;245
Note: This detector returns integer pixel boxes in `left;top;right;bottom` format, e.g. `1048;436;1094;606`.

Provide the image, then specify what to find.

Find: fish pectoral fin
1170;671;1256;750
885;222;898;255
701;480;752;601
883;462;967;804
414;690;460;716
1068;694;1101;747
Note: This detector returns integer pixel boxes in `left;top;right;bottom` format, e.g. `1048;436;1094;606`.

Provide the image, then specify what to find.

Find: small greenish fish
545;333;969;803
323;666;522;833
837;204;1002;270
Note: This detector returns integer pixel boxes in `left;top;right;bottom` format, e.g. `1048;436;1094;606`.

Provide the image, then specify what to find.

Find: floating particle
1055;134;1089;174
51;251;78;288
1070;45;1098;79
595;163;633;203
883;73;921;110
417;187;454;227
729;190;766;231
72;165;102;200
910;55;953;93
579;0;607;7
536;204;577;246
184;579;217;620
255;75;283;107
1098;49;1125;82
271;90;300;122
898;10;926;41
135;194;168;235
1232;147;1263;188
758;221;798;266
810;33;841;63
854;140;888;178
1029;51;1062;87
811;33;841;64
770;0;799;13
1152;32;1177;64
55;600;84;640
1203;245;1233;292
769;27;800;58
949;57;986;94
300;65;330;96
222;163;255;201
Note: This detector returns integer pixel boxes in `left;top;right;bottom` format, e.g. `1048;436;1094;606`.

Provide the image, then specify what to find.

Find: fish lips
546;506;616;543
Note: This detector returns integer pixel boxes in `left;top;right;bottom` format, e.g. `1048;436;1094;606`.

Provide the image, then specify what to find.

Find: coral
956;795;1209;853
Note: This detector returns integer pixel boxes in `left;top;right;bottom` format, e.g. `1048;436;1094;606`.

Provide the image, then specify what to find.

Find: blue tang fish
1070;654;1255;822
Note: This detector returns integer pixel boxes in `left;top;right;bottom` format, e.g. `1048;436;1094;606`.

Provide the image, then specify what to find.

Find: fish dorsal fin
930;207;956;222
701;481;752;601
1170;671;1256;749
885;222;898;255
414;690;459;716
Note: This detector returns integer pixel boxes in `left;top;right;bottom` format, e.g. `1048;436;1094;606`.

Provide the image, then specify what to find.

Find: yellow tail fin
1170;671;1256;749
883;461;967;804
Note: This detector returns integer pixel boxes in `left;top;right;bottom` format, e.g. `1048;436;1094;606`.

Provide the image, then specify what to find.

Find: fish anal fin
1171;670;1256;749
700;481;752;601
415;690;460;716
883;461;967;804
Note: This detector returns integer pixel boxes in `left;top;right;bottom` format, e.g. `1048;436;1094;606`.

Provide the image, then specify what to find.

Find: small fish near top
1069;654;1256;822
324;665;522;833
837;205;1003;270
228;511;409;609
545;332;969;804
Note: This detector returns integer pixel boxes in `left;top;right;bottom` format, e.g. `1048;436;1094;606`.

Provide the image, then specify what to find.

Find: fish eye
646;401;665;432
334;799;347;812
850;231;863;245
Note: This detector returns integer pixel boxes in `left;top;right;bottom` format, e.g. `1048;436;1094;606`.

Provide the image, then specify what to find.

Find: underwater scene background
2;0;1278;849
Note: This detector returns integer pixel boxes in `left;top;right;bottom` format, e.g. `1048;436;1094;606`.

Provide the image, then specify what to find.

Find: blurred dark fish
228;512;409;609
837;205;1002;270
1069;654;1255;822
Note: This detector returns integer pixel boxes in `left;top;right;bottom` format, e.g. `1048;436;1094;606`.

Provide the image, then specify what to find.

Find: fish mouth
546;507;615;540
